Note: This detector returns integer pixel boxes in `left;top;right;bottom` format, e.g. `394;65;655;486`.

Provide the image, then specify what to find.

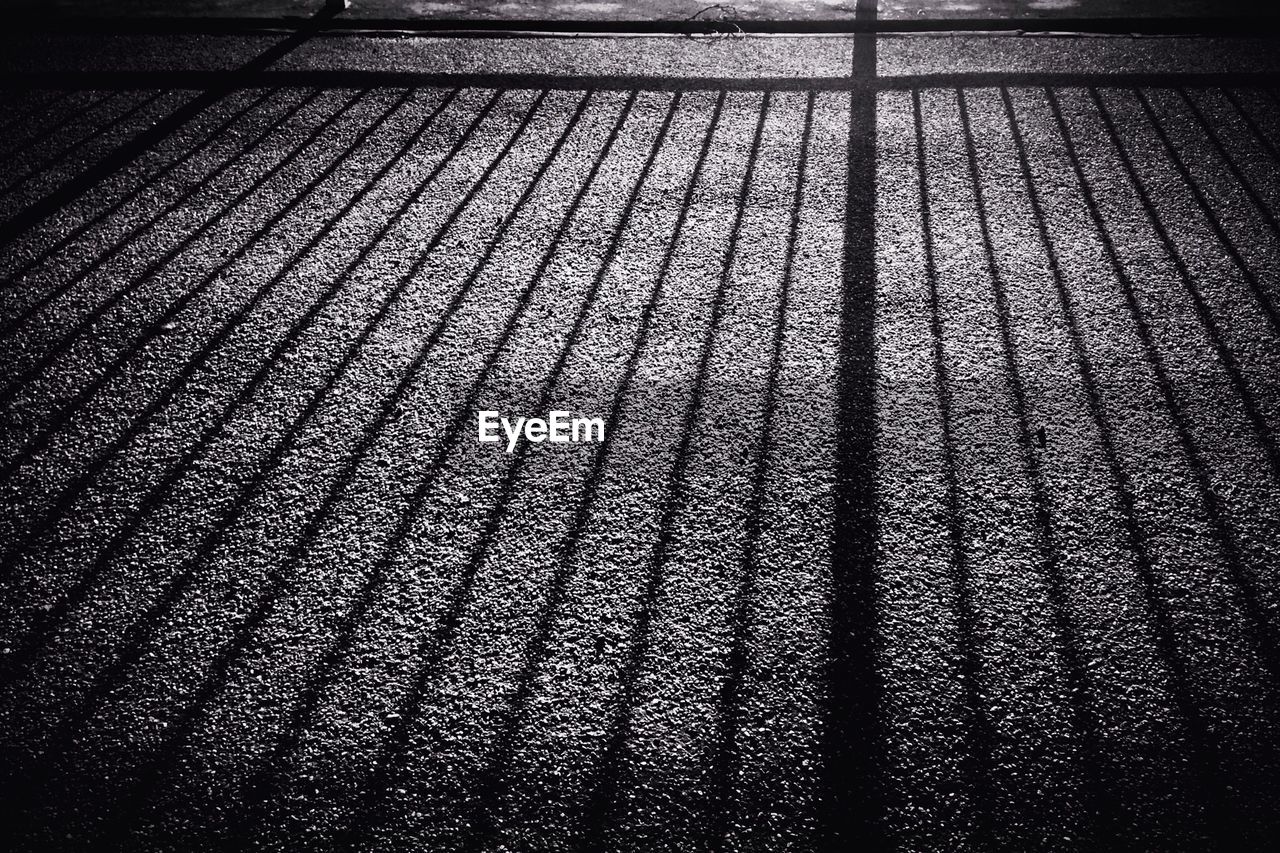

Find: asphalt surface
1;19;1280;853
11;0;1280;23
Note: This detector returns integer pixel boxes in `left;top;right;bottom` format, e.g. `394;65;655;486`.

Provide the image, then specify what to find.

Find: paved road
12;0;1280;24
1;19;1279;853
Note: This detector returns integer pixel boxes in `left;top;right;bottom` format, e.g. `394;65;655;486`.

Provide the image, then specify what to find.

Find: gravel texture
0;23;1279;853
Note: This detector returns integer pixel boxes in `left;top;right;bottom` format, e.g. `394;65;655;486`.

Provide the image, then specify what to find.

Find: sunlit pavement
1;6;1279;852
10;0;1280;24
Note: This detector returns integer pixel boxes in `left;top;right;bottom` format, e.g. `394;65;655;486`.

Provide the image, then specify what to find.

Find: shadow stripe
0;88;463;692
1049;85;1280;831
911;87;995;850
825;0;884;844
1001;84;1223;846
0;89;171;201
224;88;649;851
575;88;772;853
0;86;322;344
0;87;375;484
4;86;280;285
955;84;1108;843
455;90;723;850
53;88;564;849
0;4;345;251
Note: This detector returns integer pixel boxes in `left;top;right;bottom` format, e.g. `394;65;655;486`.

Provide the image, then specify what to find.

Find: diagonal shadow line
0;87;381;491
1092;89;1280;489
1176;88;1280;239
1127;87;1280;341
0;89;119;165
221;81;684;851
1085;87;1280;679
0;88;171;202
0;86;350;450
825;0;884;844
704;89;815;852
0;89;82;143
197;93;609;850
0;85;322;347
297;97;678;850
5;36;1269;850
0;88;381;606
0;87;538;782
0;87;470;690
911;87;997;851
572;90;772;853
218;87;650;848
1220;88;1280;168
0;85;349;417
955;85;1111;842
1053;85;1280;714
453;92;726;853
0;100;451;546
3;86;280;289
0;2;345;252
66;87;585;848
1003;85;1230;846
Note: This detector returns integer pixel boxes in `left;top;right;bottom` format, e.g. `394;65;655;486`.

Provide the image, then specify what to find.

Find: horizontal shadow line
880;71;1280;89
8;14;1280;36
0;70;863;92
4;70;1280;94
